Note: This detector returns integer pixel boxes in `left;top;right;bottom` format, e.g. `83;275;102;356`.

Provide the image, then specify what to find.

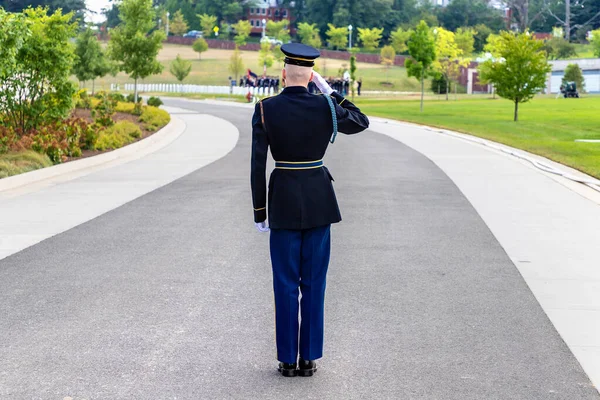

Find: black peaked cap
281;43;320;67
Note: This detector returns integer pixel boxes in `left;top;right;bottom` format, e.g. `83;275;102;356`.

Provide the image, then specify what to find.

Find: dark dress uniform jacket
251;86;369;230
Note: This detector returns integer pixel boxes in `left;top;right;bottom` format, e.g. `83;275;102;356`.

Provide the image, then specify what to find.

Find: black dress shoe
278;362;297;377
298;359;317;377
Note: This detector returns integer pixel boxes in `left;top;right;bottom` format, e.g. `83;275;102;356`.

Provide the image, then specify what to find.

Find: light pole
262;18;266;38
166;11;170;37
348;24;353;49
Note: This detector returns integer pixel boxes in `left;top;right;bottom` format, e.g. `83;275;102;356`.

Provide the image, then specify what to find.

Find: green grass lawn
87;45;424;94
573;43;596;59
356;96;600;179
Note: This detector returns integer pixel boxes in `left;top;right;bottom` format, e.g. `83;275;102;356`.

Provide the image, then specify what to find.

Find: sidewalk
0;107;239;261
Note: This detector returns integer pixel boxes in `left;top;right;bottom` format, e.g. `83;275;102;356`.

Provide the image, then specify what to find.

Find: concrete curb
0;111;185;194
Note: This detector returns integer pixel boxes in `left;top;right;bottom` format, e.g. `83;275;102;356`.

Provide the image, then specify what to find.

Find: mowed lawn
357;96;600;179
90;44;424;93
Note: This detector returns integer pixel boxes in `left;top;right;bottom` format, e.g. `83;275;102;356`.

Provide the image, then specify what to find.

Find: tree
170;10;189;36
473;24;492;53
0;0;86;20
562;63;585;92
232;20;251;47
432;27;462;100
267;20;291;43
108;0;165;103
170;54;192;82
350;50;357;101
479;32;551;121
73;28;104;90
297;22;322;48
0;9;28;79
228;45;244;83
198;13;217;37
357;27;384;52
0;7;77;132
455;27;476;57
258;42;275;70
437;0;505;32
390;27;412;54
405;20;436;112
326;24;348;50
380;45;396;81
590;29;600;57
542;37;577;60
192;37;209;59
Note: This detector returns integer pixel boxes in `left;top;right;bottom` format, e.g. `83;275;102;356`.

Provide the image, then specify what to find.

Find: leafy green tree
108;0;165;103
542;37;577;60
0;8;77;132
192;37;209;59
350;50;357;100
473;24;492;53
228;45;244;83
455;27;476;57
169;54;192;82
390;27;412;54
589;29;600;57
437;0;504;32
562;63;585;93
406;20;436;112
357;27;383;52
0;9;28;79
267;20;291;43
73;28;103;88
326;24;348;50
198;13;217;37
232;20;251;46
170;10;189;36
258;42;275;69
0;0;86;20
380;45;396;81
273;44;285;67
432;27;462;100
479;32;551;121
297;22;322;48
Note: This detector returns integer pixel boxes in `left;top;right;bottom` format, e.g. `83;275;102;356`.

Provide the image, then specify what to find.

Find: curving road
0;100;598;399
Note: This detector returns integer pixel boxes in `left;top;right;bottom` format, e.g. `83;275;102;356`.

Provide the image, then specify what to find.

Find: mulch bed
68;108;161;161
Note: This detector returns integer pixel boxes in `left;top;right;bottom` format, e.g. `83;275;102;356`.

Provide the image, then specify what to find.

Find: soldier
251;43;369;377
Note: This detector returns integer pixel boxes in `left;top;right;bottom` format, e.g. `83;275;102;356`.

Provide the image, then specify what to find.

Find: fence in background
115;83;276;97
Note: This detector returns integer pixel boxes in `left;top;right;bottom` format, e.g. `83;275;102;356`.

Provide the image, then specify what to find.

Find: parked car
183;30;203;38
260;36;283;46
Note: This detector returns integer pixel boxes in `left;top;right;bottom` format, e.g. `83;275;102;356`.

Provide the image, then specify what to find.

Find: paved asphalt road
1;100;598;400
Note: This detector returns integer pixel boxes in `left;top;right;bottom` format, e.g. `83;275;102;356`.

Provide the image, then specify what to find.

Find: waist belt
275;160;323;170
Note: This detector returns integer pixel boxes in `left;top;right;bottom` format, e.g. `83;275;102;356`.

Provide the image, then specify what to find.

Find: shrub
115;102;136;113
139;106;171;131
94;121;141;151
109;92;126;102
147;96;163;107
126;93;143;104
431;74;449;94
94;90;108;99
75;89;92;109
0;151;53;179
91;92;117;127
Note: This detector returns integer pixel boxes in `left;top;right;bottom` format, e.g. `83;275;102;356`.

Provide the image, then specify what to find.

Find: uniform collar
283;86;309;94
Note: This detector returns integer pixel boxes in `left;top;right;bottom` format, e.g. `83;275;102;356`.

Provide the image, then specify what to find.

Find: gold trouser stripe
339;98;346;105
254;207;266;211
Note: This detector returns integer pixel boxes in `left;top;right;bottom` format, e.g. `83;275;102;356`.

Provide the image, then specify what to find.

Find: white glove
311;71;334;95
255;221;270;233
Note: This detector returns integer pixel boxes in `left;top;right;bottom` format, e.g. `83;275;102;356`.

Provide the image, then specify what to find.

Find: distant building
247;0;294;35
547;59;600;94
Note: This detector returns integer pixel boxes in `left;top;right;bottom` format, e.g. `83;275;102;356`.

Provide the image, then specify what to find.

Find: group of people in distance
237;76;281;92
231;70;363;98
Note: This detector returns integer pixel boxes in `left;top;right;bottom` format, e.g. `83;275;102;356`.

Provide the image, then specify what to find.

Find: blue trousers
270;225;331;364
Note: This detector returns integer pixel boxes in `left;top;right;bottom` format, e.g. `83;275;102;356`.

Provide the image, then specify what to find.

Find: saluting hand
311;71;334;95
255;221;270;233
